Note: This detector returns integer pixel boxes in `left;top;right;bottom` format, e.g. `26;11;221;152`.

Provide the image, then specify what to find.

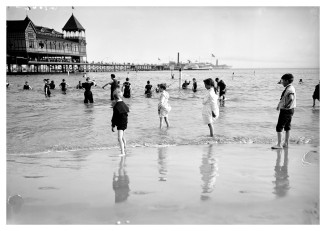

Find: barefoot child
111;89;130;155
202;78;219;137
272;73;296;149
158;83;171;129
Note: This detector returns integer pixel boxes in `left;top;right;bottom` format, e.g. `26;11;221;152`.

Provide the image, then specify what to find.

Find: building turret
62;13;86;40
62;13;87;62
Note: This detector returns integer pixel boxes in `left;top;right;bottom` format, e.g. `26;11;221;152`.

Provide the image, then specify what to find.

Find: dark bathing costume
44;84;51;96
123;82;131;98
218;80;226;97
82;81;94;103
110;79;119;100
112;101;129;130
193;82;197;92
60;82;67;91
145;84;152;95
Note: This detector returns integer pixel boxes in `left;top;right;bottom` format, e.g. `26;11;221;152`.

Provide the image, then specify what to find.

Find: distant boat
183;62;213;70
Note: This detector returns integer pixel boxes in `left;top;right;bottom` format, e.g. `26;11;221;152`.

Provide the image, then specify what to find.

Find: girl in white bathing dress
202;78;219;137
158;83;171;129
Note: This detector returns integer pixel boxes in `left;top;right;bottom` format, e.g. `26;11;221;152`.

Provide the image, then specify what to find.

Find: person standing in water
202;78;219;137
192;78;197;92
122;78;131;98
215;78;227;106
49;80;55;89
158;83;171;129
145;80;153;97
82;77;96;103
76;81;83;89
182;80;191;89
272;73;296;149
102;74;119;100
312;82;320;107
23;81;32;90
44;79;51;97
59;79;69;94
111;89;130;156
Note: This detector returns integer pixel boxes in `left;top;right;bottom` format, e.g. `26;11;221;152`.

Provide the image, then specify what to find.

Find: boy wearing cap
272;73;296;149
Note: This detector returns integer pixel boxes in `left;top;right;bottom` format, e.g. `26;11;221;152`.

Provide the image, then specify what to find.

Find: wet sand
6;144;319;225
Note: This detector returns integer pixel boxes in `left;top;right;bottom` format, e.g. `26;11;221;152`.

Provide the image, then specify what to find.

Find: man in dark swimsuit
102;74;119;100
82;77;96;103
59;79;69;94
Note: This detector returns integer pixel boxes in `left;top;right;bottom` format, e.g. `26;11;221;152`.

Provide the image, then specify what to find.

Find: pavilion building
6;14;87;73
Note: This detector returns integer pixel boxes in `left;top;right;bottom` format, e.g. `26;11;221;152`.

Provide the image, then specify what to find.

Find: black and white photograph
3;0;323;228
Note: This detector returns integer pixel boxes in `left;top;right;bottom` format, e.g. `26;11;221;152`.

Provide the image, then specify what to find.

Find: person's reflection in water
200;144;218;201
158;147;168;181
113;156;130;203
273;148;290;198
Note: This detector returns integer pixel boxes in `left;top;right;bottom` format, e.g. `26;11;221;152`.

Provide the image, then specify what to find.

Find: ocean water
6;68;320;155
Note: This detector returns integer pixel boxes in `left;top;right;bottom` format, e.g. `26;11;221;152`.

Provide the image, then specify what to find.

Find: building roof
7;16;63;37
62;14;85;32
35;26;63;36
7;16;34;32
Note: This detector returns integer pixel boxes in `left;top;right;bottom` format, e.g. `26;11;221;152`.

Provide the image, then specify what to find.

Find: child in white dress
202;78;219;137
158;83;171;129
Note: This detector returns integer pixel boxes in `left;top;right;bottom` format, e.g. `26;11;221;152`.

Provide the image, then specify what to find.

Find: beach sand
7;144;319;225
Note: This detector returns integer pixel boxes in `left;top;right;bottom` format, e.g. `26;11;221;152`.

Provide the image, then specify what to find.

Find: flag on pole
72;6;75;10
211;54;215;58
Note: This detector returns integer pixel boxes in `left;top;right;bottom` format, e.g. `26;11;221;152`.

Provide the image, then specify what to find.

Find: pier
7;60;166;75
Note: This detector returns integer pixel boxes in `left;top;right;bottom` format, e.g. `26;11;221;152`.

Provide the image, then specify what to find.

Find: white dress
202;88;219;124
158;90;171;117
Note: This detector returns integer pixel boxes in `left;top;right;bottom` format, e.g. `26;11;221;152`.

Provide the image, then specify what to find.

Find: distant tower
216;59;218;67
62;14;87;62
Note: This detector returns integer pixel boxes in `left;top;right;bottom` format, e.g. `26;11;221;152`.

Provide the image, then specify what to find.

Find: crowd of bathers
6;73;229;107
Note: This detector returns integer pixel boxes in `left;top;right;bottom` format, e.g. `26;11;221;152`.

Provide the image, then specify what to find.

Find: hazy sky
5;4;320;68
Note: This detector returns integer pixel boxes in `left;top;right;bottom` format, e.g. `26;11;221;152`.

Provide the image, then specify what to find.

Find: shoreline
7;143;319;224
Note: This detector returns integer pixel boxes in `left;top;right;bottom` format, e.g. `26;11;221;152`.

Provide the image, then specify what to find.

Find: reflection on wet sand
158;147;168;182
273;148;290;198
7;194;24;223
199;144;218;201
113;156;130;203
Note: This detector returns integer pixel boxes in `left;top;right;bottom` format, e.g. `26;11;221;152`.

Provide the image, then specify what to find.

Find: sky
4;3;321;68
